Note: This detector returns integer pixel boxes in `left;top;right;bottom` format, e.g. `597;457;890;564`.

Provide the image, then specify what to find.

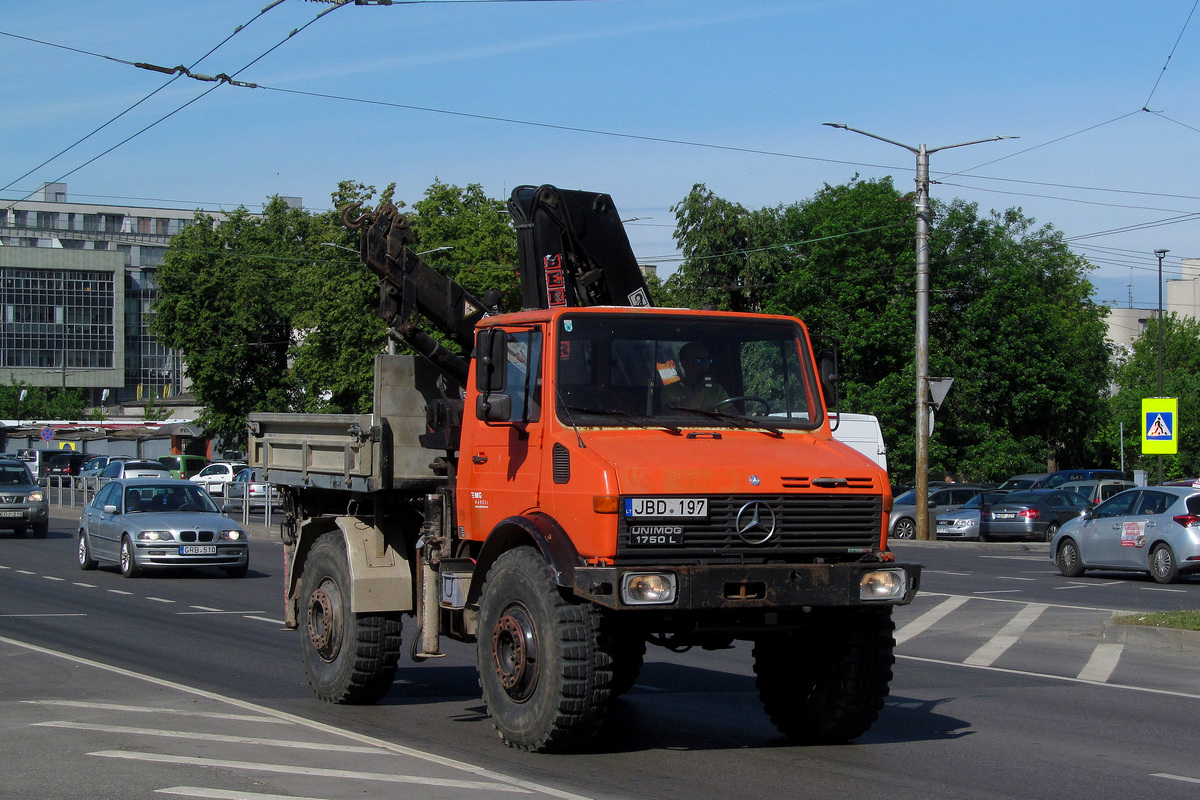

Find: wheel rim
120;540;132;572
1060;542;1077;572
307;577;343;662
1045;523;1059;542
1153;547;1173;579
491;603;538;702
78;536;87;565
895;519;915;539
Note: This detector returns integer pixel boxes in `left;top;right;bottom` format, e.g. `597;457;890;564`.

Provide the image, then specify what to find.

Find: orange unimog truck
248;184;920;753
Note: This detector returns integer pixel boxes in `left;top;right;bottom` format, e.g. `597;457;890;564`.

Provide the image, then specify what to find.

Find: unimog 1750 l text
249;184;921;752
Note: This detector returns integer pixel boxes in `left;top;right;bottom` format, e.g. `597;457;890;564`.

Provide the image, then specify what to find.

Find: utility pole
823;124;1017;540
1155;248;1168;485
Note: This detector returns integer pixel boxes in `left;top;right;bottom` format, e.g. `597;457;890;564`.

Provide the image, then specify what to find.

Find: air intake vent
781;475;878;490
553;443;570;484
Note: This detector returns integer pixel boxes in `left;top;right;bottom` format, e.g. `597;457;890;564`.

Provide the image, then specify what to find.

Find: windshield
123;484;221;514
555;313;822;430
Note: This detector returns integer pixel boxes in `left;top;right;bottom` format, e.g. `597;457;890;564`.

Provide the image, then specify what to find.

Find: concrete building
1105;258;1200;359
0;183;254;405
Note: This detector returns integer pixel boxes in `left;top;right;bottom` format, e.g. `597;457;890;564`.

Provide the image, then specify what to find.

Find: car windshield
0;465;32;485
124;484;221;514
555;313;823;430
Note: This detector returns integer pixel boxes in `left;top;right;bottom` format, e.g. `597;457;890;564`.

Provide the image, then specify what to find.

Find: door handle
472;455;488;464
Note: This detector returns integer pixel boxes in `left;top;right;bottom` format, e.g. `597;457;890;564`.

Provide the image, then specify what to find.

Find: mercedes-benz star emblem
735;500;777;545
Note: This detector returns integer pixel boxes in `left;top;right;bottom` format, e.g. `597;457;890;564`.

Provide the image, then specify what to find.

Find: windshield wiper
564;405;682;435
667;406;783;437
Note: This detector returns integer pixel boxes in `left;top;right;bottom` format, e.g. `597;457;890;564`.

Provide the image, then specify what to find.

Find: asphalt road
1;509;1198;800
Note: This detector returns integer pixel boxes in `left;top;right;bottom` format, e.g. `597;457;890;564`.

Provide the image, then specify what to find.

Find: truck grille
616;493;882;564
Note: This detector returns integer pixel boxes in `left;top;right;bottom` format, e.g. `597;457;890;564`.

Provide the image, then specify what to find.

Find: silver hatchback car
1051;485;1200;584
78;478;249;578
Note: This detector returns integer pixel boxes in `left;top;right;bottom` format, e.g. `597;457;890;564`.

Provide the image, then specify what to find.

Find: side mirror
475;328;507;393
817;346;840;415
103;504;118;515
1080;508;1093;520
476;392;513;422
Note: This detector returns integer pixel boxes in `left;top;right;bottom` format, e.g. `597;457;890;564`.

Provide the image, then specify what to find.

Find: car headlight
219;529;245;541
137;530;174;542
860;569;908;601
27;490;44;502
621;572;676;605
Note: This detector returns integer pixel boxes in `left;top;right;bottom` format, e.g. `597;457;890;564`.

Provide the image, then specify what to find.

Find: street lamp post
824;124;1017;540
1155;248;1169;485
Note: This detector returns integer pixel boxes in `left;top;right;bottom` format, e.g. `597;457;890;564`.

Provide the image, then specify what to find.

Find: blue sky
4;0;1200;308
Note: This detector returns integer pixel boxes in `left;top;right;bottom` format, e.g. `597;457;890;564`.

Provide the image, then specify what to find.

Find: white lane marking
74;583;97;588
177;610;264;616
38;721;388;753
25;700;292;724
923;570;970;576
88;752;533;793
147;597;175;604
42;575;65;581
1142;587;1188;594
972;590;1022;595
0;613;86;618
190;605;222;612
1077;643;1124;682
1;635;596;800
16;570;35;575
1153;773;1200;785
898;654;1200;700
895;595;969;645
158;788;329;800
108;589;133;596
997;576;1035;581
242;615;286;625
964;603;1048;666
916;590;1130;613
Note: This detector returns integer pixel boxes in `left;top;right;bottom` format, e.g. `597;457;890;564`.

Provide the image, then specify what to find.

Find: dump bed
247;355;446;494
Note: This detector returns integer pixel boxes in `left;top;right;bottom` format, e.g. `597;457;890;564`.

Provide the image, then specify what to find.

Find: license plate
0;510;22;518
994;512;1016;519
180;545;217;555
624;497;708;518
936;525;950;533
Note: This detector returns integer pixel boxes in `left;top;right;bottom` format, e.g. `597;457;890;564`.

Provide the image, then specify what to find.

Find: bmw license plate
180;545;217;555
624;497;707;518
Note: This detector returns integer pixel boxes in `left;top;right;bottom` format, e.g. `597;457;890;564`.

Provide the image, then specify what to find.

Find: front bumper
134;543;248;568
0;505;49;529
572;561;921;611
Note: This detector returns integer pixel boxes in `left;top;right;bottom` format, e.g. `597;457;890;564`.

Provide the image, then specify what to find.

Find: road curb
1103;614;1200;652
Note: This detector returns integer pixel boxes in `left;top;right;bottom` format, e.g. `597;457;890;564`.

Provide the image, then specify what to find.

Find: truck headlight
860;569;906;601
621;572;676;605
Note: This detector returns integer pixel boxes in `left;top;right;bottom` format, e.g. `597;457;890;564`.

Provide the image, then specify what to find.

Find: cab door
458;327;545;540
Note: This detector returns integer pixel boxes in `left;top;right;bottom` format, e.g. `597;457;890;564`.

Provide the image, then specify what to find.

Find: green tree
666;180;1112;484
0;380;87;422
1106;314;1200;480
152;199;302;447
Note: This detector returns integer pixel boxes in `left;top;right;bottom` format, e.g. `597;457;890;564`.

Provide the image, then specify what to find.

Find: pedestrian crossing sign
1141;398;1178;455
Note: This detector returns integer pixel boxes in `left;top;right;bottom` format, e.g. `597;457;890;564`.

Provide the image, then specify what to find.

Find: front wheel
297;532;403;704
78;532;98;570
120;536;141;578
477;547;613;752
754;607;896;744
892;518;915;540
1150;543;1180;584
1056;539;1085;578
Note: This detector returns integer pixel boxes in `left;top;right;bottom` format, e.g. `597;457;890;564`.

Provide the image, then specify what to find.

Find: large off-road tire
476;547;613;752
298;532;403;704
608;628;647;699
754;607;896;744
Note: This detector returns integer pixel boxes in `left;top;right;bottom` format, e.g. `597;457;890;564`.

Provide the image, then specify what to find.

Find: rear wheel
1056;539;1085;578
298;532;403;704
1150;543;1180;584
892;518;915;540
1044;521;1060;542
119;536;141;578
754;607;895;744
477;547;613;752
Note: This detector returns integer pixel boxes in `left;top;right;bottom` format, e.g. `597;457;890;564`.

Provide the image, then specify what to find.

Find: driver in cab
663;342;728;410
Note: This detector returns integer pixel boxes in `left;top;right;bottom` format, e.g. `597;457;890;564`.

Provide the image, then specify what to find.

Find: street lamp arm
823;122;918;154
927;135;1019;154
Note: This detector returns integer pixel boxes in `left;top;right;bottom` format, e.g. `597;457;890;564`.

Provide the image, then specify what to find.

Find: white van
830;413;888;472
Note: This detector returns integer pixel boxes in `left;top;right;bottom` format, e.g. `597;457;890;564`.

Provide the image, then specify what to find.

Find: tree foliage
1105;314;1200;480
666;179;1112;484
152;181;516;446
0;380;86;422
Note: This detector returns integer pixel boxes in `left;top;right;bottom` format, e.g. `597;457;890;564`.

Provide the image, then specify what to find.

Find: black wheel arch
467;512;583;609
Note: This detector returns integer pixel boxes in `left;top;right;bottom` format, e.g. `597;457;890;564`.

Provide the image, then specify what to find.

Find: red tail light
1172;514;1200;528
1018;508;1039;520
